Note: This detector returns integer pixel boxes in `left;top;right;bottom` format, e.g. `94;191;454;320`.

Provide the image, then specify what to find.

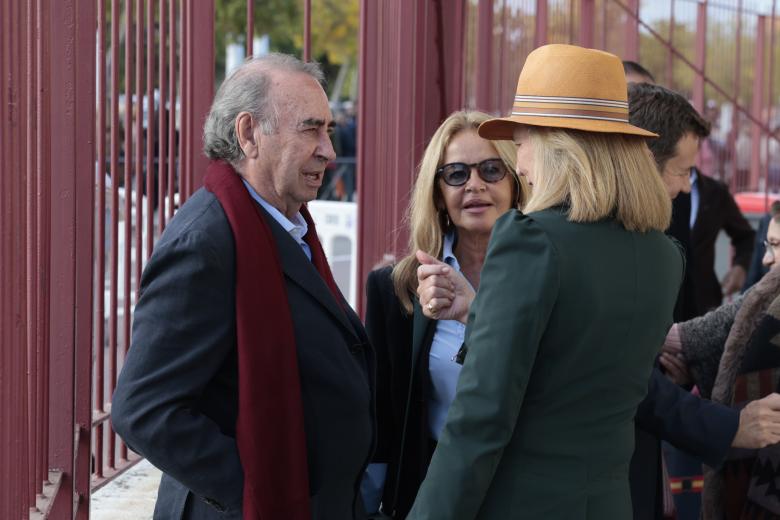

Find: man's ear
235;111;258;159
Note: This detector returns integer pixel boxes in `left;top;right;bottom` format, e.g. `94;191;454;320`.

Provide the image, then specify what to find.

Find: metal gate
3;1;780;518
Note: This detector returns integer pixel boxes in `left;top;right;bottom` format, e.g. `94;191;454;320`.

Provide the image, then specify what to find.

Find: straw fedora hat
479;44;657;140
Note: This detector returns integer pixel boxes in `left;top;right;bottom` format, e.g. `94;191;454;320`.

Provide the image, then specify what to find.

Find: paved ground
91;459;161;520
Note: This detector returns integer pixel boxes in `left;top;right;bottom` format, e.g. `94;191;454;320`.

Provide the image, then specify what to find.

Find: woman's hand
416;250;475;323
659;324;692;386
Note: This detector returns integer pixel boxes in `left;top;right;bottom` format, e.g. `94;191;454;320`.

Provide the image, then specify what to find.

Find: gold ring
427;302;434;312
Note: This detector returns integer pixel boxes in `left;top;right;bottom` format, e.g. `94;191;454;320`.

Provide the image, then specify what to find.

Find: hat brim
478;115;658;140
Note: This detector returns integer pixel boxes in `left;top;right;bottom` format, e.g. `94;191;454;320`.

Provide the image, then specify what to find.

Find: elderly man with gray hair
111;53;375;520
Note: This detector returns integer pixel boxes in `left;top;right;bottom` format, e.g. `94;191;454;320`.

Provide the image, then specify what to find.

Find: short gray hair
203;53;325;163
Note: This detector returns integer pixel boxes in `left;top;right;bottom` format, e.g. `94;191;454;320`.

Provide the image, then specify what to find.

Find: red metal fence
2;0;213;518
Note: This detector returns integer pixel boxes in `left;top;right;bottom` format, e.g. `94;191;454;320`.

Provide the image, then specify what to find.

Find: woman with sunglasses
406;45;683;519
360;110;526;519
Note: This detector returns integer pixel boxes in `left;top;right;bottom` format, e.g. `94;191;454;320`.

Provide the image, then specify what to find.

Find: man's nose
318;132;336;162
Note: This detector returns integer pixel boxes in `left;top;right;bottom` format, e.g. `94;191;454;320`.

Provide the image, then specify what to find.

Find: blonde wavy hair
391;110;525;313
522;127;671;232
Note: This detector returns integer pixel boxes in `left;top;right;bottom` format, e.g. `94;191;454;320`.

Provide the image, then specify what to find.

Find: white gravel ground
90;459;161;520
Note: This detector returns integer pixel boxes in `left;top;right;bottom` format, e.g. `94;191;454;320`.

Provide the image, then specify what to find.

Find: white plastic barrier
307;200;358;308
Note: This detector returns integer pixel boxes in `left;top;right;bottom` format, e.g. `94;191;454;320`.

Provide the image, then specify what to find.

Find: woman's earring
442;211;451;228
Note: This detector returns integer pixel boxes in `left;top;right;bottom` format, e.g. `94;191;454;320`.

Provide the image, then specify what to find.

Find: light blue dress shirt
690;168;700;230
361;231;471;513
241;178;312;261
427;231;469;440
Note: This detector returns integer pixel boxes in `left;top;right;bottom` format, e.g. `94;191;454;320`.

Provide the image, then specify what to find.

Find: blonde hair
522;127;671;232
391;110;526;313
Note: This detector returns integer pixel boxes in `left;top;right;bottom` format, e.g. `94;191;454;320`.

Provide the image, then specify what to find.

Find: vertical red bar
48;0;96;513
146;0;155;259
159;0;168;235
600;0;607;50
73;0;97;512
476;0;493;111
624;0;639;61
108;0;121;472
190;0;215;190
25;0;37;508
730;0;743;191
666;0;676;89
304;0;311;61
247;0;254;57
535;0;548;48
751;16;766;192
21;0;34;509
168;0;177;222
135;0;144;299
356;0;372;315
123;0;137;462
95;0;107;480
3;2;26;516
692;1;707;115
766;0;777;205
35;0;51;493
180;0;189;201
579;0;594;48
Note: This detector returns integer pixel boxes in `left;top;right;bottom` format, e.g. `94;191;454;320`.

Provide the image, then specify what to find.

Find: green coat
407;208;684;520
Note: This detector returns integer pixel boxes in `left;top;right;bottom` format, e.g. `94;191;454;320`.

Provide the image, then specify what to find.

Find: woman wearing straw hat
406;44;684;519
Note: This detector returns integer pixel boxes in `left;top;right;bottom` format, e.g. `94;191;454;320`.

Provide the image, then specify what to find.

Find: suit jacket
691;173;755;313
408;208;684;520
669;193;699;321
629;369;739;520
365;266;436;518
111;188;375;520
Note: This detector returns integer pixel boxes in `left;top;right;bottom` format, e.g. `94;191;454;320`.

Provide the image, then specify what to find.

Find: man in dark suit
628;82;780;520
111;54;374;520
689;168;755;312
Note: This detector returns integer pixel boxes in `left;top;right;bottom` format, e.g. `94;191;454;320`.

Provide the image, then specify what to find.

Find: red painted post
159;0;168;235
579;0;595;48
96;0;107;481
25;0;37;509
180;0;189;201
766;0;777;202
247;0;254;56
47;0;96;515
730;0;743;190
751;15;766;192
535;0;548;48
304;0;312;61
667;0;676;89
624;0;639;61
692;1;707;114
189;0;215;190
146;0;155;259
135;0;144;298
476;0;493;111
168;0;177;222
356;0;466;315
2;3;27;518
122;0;135;463
72;0;97;513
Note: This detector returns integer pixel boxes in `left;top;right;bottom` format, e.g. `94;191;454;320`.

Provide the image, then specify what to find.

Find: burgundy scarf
204;160;344;519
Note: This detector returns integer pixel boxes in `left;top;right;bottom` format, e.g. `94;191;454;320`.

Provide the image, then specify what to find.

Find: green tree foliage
214;0;359;100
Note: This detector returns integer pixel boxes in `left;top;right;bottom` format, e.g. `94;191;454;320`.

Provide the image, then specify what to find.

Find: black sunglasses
436;158;508;187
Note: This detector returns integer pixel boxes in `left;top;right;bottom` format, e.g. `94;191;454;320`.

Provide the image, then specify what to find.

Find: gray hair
203;53;325;163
